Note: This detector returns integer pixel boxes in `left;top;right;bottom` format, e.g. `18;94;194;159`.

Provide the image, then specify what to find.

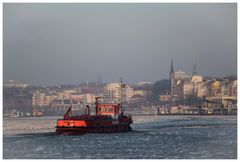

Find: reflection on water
3;116;237;159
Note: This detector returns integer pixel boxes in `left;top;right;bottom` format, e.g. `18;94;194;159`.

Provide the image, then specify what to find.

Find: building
103;82;132;103
63;89;77;98
70;94;85;102
183;75;205;98
4;80;29;88
103;83;122;103
50;99;82;112
159;94;171;102
125;85;134;102
130;94;145;104
32;91;46;106
137;82;151;86
211;80;221;96
32;91;58;106
191;75;204;97
183;79;193;98
206;96;237;110
231;80;237;96
133;89;145;97
169;60;186;101
85;93;97;104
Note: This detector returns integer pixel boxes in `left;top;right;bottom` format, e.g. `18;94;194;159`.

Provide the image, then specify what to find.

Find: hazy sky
3;3;237;86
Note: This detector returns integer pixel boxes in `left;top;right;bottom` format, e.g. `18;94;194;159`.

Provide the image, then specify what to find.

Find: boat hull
55;116;132;135
56;124;132;135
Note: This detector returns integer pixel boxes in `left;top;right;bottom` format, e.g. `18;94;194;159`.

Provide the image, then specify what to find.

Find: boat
32;111;44;117
56;82;133;135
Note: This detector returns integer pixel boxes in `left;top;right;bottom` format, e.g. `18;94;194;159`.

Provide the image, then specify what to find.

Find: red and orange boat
56;97;133;135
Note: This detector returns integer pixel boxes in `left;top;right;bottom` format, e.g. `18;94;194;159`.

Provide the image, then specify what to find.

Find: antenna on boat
120;77;123;115
119;76;126;115
95;96;99;115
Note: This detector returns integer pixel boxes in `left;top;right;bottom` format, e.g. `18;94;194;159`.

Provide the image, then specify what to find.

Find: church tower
192;64;197;76
170;59;175;97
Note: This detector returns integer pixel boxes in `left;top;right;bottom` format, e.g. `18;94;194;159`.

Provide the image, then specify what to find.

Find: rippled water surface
3;115;237;159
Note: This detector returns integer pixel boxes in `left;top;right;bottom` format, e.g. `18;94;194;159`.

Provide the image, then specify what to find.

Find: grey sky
3;3;237;86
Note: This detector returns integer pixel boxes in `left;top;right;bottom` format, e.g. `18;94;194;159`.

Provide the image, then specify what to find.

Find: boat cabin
96;104;120;118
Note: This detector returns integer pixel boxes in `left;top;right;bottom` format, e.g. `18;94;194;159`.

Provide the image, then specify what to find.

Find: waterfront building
183;79;193;98
129;94;145;104
231;80;237;96
81;86;97;94
70;94;85;102
103;83;122;103
132;83;151;102
159;94;171;102
191;75;204;97
50;99;82;112
63;89;77;98
207;96;237;106
220;80;232;96
125;85;134;102
211;80;221;96
200;84;208;97
206;95;237;114
4;80;29;88
32;91;58;106
169;60;186;101
103;82;133;103
205;79;237;97
137;82;151;86
84;93;97;104
32;91;46;106
203;80;215;97
183;75;205;98
57;92;65;100
175;80;184;100
133;89;145;97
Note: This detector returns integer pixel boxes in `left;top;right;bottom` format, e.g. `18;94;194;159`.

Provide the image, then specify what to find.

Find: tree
184;94;203;106
150;79;170;102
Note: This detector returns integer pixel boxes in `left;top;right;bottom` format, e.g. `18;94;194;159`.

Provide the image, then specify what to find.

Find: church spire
170;59;174;73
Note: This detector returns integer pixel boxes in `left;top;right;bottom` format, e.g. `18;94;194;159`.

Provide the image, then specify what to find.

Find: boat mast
120;77;125;115
120;77;122;114
95;97;99;115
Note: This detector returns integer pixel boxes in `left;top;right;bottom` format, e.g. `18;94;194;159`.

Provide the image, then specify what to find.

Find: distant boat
32;111;44;117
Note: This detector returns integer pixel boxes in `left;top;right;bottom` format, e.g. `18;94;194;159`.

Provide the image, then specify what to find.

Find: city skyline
3;3;237;86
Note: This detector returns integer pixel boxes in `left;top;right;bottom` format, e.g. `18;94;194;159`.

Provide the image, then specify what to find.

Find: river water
3;115;237;159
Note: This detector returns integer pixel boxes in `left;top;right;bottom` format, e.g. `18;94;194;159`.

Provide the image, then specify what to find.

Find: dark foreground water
3;115;237;159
